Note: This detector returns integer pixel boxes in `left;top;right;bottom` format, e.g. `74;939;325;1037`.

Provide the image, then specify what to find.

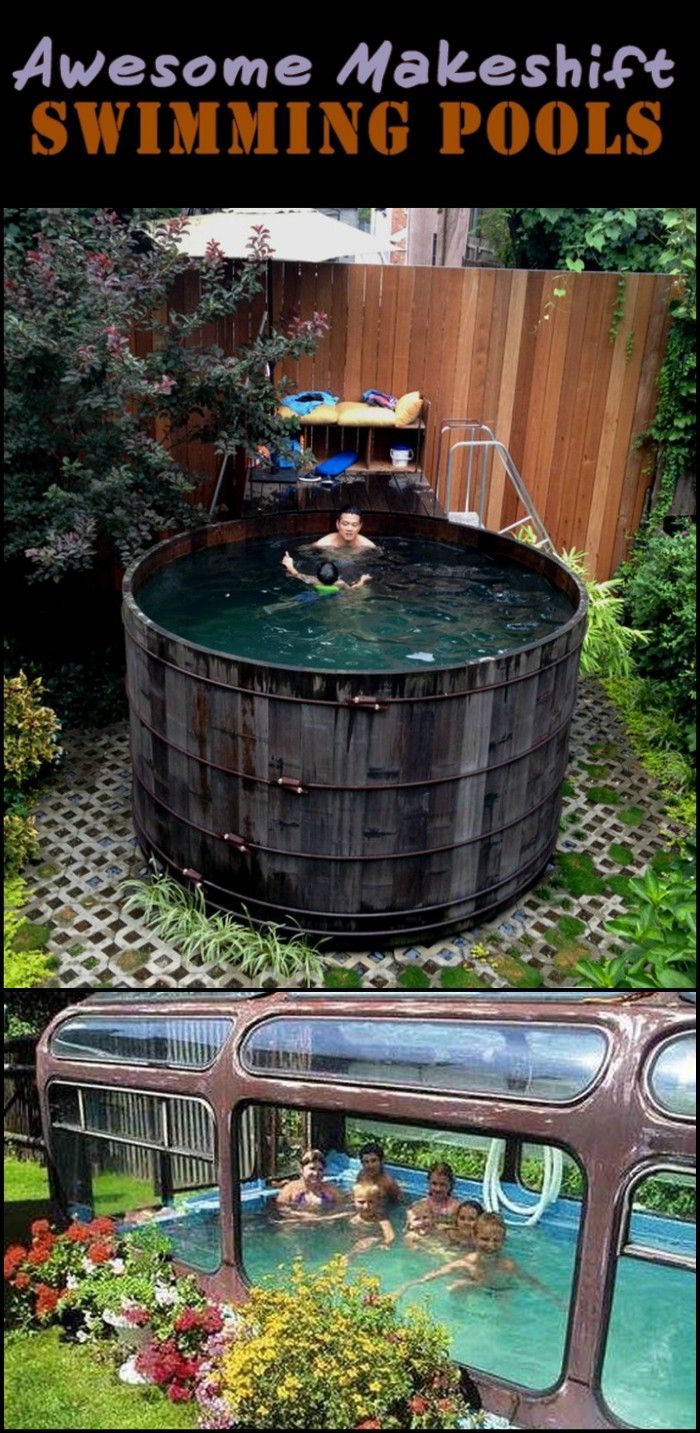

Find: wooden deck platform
244;471;445;521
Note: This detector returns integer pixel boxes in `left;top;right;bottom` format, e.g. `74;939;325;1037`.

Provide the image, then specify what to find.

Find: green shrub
3;809;40;876
559;548;649;679
4;671;62;788
602;673;696;830
575;844;695;988
4;876;56;988
621;527;696;755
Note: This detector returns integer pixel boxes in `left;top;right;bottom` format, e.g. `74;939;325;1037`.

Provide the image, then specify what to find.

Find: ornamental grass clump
119;869;325;982
196;1255;477;1430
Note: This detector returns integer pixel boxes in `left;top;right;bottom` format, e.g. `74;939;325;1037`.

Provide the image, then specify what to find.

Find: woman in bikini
274;1148;347;1221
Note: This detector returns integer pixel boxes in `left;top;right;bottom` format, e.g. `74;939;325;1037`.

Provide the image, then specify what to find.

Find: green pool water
137;536;576;671
238;1208;694;1429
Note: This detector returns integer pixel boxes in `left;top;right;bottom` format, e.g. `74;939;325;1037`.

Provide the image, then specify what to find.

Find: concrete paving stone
11;680;687;990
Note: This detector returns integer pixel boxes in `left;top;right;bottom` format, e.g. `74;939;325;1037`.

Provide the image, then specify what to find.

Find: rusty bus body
37;992;695;1429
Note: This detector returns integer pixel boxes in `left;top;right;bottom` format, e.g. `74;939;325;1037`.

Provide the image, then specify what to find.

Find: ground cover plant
119;869;325;983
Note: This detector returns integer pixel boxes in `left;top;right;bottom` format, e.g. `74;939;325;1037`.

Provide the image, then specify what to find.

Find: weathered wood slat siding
169;265;670;580
123;512;587;944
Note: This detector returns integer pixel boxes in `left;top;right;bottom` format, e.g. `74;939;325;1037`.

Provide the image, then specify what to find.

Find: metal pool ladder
436;419;555;552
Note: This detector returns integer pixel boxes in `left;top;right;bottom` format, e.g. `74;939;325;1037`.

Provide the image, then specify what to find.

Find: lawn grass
4;1327;197;1430
4;1155;50;1202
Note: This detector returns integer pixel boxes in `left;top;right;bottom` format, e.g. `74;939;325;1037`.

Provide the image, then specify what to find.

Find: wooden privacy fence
169;263;671;581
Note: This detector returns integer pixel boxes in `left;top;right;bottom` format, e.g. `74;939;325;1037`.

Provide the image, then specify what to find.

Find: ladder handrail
438;420;555;553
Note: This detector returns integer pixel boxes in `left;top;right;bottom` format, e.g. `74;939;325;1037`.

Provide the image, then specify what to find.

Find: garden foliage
4;672;62;877
198;1256;476;1430
576;843;696;989
621;526;696;755
119;868;324;982
4;1216;227;1405
5;208;327;580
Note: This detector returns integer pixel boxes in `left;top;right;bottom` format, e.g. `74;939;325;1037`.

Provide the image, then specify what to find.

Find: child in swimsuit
394;1211;565;1306
347;1182;395;1255
281;553;372;592
410;1162;460;1228
443;1199;484;1249
355;1141;402;1206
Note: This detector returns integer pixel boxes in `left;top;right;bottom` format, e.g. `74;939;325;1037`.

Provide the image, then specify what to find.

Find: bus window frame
233;1095;585;1402
615;1160;696;1273
238;1014;614;1108
643;1031;696;1125
595;1158;696;1429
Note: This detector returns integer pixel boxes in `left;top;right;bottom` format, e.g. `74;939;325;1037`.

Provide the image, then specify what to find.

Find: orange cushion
394;391;423;426
335;401;397;426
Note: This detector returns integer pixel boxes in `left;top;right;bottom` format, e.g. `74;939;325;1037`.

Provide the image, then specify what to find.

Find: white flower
66;1275;79;1290
102;1308;130;1328
75;1329;89;1343
110;1258;125;1274
82;1257;96;1274
118;1355;151;1385
154;1283;178;1306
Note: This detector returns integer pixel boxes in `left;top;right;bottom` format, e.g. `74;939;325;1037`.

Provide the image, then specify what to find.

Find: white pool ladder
436;419;555;553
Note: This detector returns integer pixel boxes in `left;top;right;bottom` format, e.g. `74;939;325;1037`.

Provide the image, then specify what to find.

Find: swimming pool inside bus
135;535;577;672
118;1165;695;1431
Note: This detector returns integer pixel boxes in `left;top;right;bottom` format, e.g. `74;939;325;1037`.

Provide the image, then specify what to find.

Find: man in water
311;506;377;551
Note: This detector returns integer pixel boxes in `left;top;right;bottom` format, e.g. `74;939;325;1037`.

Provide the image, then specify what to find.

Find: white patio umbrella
172;207;386;264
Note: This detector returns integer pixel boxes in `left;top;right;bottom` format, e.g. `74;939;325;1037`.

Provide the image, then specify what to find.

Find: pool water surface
137;536;576;672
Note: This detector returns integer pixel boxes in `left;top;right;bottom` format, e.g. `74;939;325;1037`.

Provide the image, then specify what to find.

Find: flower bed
4;1217;226;1403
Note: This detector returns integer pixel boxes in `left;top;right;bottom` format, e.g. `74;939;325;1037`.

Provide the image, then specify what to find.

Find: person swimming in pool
409;1162;461;1228
274;1148;347;1221
394;1211;565;1306
310;506;378;552
355;1141;402;1206
443;1199;484;1248
281;553;372;592
346;1181;396;1255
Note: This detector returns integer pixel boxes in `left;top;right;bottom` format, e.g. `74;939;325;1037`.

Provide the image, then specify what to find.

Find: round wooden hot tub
123;512;587;944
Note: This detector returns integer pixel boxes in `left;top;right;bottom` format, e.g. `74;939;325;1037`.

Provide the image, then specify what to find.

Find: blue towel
283;391;339;415
314;451;359;477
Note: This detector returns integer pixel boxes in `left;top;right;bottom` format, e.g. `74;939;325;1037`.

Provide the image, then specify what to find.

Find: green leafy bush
621;527;696;755
5;208;326;581
559;548;649;679
4;672;62;789
601;673;695;830
3;809;40;876
4;876;57;987
575;844;695;988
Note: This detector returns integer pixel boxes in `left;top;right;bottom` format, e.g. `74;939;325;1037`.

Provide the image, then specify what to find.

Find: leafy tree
5;208;326;581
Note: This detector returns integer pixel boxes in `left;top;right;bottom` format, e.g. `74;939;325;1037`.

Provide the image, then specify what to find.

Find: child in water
347;1182;396;1255
403;1205;444;1252
394;1211;565;1305
444;1199;484;1248
281;552;372;592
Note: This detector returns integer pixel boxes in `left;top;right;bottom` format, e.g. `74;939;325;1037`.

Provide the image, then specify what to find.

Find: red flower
87;1242;111;1264
88;1216;116;1236
174;1307;200;1332
66;1222;91;1242
436;1399;456;1412
409;1395;429;1414
4;1246;27;1279
202;1305;224;1333
35;1284;63;1318
30;1219;51;1237
125;1307;151;1326
355;1422;382;1429
167;1382;192;1403
13;1272;31;1290
27;1244;52;1267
